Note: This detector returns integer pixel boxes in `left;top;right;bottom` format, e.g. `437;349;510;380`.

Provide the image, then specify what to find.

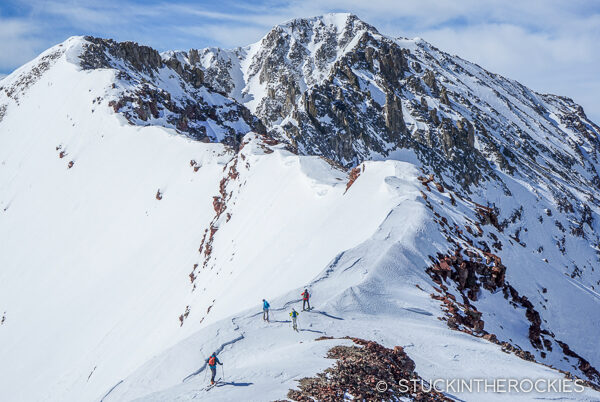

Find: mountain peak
277;13;377;33
268;13;380;46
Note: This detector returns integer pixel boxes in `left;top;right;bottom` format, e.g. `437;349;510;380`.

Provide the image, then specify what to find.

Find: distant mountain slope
187;13;600;190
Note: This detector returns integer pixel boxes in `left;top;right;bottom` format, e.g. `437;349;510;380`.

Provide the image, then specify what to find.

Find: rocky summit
1;12;600;402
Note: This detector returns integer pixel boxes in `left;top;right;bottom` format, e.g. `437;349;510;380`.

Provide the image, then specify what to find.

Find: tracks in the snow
182;318;245;383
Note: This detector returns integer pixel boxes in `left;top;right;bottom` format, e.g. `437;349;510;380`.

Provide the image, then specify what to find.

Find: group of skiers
206;288;312;386
262;288;311;331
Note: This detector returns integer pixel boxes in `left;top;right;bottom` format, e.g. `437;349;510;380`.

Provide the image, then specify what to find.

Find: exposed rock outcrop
286;337;450;401
81;36;264;147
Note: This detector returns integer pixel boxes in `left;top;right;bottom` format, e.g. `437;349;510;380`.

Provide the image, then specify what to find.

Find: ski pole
221;364;225;380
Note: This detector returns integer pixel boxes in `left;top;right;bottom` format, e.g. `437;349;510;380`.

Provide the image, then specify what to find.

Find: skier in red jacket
301;289;311;311
206;353;223;385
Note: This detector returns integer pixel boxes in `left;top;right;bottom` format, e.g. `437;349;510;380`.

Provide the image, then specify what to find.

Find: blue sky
1;0;599;122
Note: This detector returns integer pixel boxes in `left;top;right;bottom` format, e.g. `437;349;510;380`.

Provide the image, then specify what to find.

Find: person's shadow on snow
299;328;324;334
215;381;253;387
309;310;343;320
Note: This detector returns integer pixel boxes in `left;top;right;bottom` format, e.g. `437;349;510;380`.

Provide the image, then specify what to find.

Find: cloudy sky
1;0;599;121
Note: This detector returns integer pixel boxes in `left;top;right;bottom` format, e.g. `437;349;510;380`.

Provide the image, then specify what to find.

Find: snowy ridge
99;143;600;400
189;16;600;383
1;12;600;402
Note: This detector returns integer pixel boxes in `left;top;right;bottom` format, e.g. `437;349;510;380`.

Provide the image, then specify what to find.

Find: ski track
181;332;245;383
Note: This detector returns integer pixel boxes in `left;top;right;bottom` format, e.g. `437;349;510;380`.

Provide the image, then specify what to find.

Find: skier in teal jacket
262;299;270;321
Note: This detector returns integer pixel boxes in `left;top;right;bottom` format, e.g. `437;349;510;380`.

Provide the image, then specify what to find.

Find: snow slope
1;15;600;402
0;39;236;400
0;41;440;400
101;151;600;401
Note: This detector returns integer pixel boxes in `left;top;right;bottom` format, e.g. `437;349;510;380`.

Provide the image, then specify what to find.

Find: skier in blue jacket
262;299;270;321
206;352;222;385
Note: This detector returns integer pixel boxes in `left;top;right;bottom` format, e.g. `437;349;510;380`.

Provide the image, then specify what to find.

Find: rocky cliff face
189;15;600;232
79;37;264;147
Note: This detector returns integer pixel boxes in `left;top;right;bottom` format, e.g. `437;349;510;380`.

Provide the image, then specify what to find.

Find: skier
262;299;270;321
206;352;223;385
301;289;311;311
289;308;299;331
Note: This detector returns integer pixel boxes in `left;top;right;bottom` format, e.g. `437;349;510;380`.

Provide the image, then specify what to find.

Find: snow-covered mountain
1;13;599;401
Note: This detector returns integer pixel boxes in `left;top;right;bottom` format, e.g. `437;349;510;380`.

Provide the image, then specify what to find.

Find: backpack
209;356;216;366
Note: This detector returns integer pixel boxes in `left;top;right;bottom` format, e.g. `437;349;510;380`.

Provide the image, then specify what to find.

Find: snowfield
1;16;600;402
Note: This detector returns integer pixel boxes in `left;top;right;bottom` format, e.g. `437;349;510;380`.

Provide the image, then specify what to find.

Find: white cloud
412;20;600;121
177;24;268;48
0;17;43;72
